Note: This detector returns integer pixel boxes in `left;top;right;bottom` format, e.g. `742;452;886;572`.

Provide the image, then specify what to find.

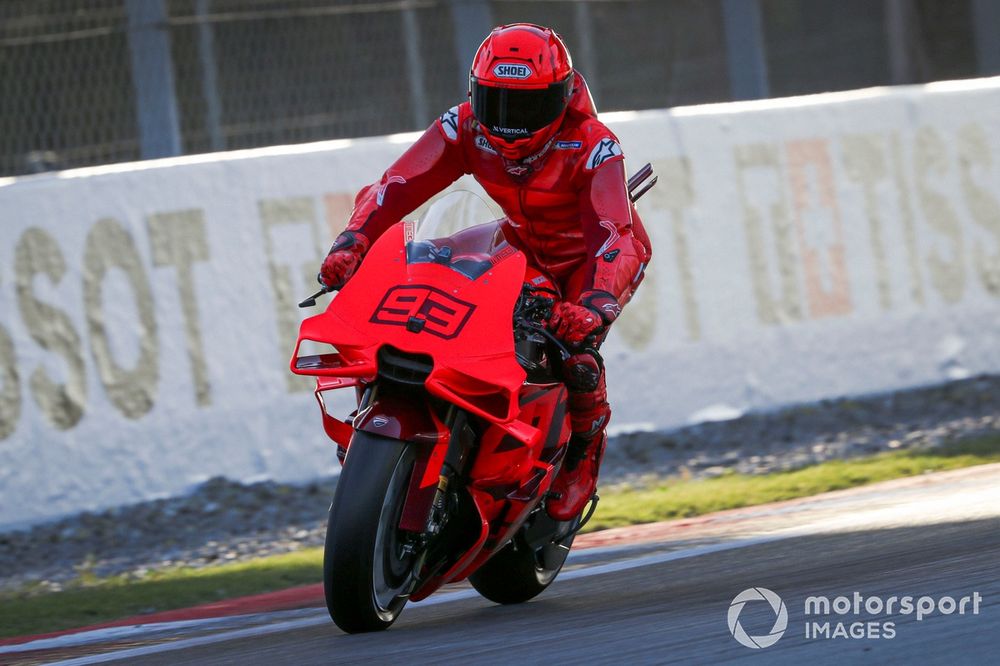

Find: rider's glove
548;291;621;346
318;231;370;289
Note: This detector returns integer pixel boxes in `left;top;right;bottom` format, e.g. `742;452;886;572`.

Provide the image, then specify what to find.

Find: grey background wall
2;0;998;177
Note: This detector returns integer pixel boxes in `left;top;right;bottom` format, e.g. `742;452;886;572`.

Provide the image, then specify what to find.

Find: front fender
353;391;451;533
354;391;447;445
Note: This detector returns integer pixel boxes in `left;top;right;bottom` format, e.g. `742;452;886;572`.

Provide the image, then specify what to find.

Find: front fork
410;405;475;539
349;384;471;536
378;399;475;593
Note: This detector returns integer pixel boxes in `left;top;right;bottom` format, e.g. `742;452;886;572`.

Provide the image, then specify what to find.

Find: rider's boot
546;431;607;521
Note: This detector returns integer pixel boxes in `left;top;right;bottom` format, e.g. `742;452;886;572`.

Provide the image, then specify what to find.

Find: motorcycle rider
318;23;652;521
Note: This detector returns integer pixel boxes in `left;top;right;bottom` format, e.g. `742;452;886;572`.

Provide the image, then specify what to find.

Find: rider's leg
545;264;622;520
546;348;610;520
545;252;648;520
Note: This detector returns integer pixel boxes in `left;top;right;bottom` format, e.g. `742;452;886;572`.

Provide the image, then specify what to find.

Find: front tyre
469;510;578;604
324;431;417;633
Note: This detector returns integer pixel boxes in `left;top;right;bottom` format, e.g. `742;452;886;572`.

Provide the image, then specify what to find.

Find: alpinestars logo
586;138;622;170
492;63;533;79
501;137;555;177
439;106;459;141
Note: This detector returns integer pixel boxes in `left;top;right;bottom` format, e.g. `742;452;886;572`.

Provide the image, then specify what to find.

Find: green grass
2;435;998;639
589;435;1000;531
0;548;323;639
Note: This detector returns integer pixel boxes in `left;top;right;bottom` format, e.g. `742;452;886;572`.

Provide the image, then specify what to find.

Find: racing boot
546;431;607;521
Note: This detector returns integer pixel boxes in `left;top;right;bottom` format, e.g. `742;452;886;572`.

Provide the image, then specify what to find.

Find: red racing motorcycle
291;169;655;633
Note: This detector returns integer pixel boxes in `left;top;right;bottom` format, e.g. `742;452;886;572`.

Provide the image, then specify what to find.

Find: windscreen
408;190;511;280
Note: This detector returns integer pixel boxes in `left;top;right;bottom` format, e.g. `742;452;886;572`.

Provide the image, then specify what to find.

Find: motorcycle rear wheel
469;510;577;604
324;431;417;633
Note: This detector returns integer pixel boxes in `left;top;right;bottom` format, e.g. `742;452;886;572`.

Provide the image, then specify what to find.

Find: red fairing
293;222;530;429
341;72;651;307
292;221;576;601
470;383;569;486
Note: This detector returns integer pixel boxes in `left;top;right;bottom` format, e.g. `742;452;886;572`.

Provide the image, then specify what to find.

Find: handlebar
514;317;573;361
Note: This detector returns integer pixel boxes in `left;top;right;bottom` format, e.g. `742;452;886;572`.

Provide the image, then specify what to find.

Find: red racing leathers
331;76;652;519
340;78;649;307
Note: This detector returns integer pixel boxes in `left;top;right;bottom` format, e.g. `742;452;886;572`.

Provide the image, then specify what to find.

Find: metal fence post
720;0;770;100
195;0;225;152
402;4;430;128
125;0;182;159
572;1;602;104
448;0;493;94
885;0;917;84
972;0;1000;75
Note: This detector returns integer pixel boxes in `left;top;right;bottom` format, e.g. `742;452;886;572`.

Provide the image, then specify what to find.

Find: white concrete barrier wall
1;79;999;529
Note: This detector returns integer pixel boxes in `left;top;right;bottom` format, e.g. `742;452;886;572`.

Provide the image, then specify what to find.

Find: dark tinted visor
470;77;572;140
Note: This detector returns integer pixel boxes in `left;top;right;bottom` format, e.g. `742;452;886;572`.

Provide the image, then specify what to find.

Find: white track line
558;533;791;582
39;533;797;666
0;610;321;654
6;539;689;656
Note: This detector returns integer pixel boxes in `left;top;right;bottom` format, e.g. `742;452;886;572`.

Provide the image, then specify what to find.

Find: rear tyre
469;511;577;604
324;431;417;633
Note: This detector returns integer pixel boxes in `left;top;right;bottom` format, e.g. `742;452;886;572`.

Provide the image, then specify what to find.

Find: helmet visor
470;77;572;141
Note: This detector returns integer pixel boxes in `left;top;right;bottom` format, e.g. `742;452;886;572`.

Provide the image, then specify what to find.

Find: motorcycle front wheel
324;431;417;633
469;509;578;604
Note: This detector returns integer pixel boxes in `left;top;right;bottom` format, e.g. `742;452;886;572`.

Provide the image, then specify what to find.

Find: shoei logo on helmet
492;63;533;79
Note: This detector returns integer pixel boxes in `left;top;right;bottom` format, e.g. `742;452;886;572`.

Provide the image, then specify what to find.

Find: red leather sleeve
344;122;467;242
577;158;648;304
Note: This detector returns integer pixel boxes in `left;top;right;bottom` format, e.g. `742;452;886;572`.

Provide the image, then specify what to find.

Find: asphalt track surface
13;464;1000;665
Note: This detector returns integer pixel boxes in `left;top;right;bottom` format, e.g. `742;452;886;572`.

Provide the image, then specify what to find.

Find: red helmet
469;24;574;160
